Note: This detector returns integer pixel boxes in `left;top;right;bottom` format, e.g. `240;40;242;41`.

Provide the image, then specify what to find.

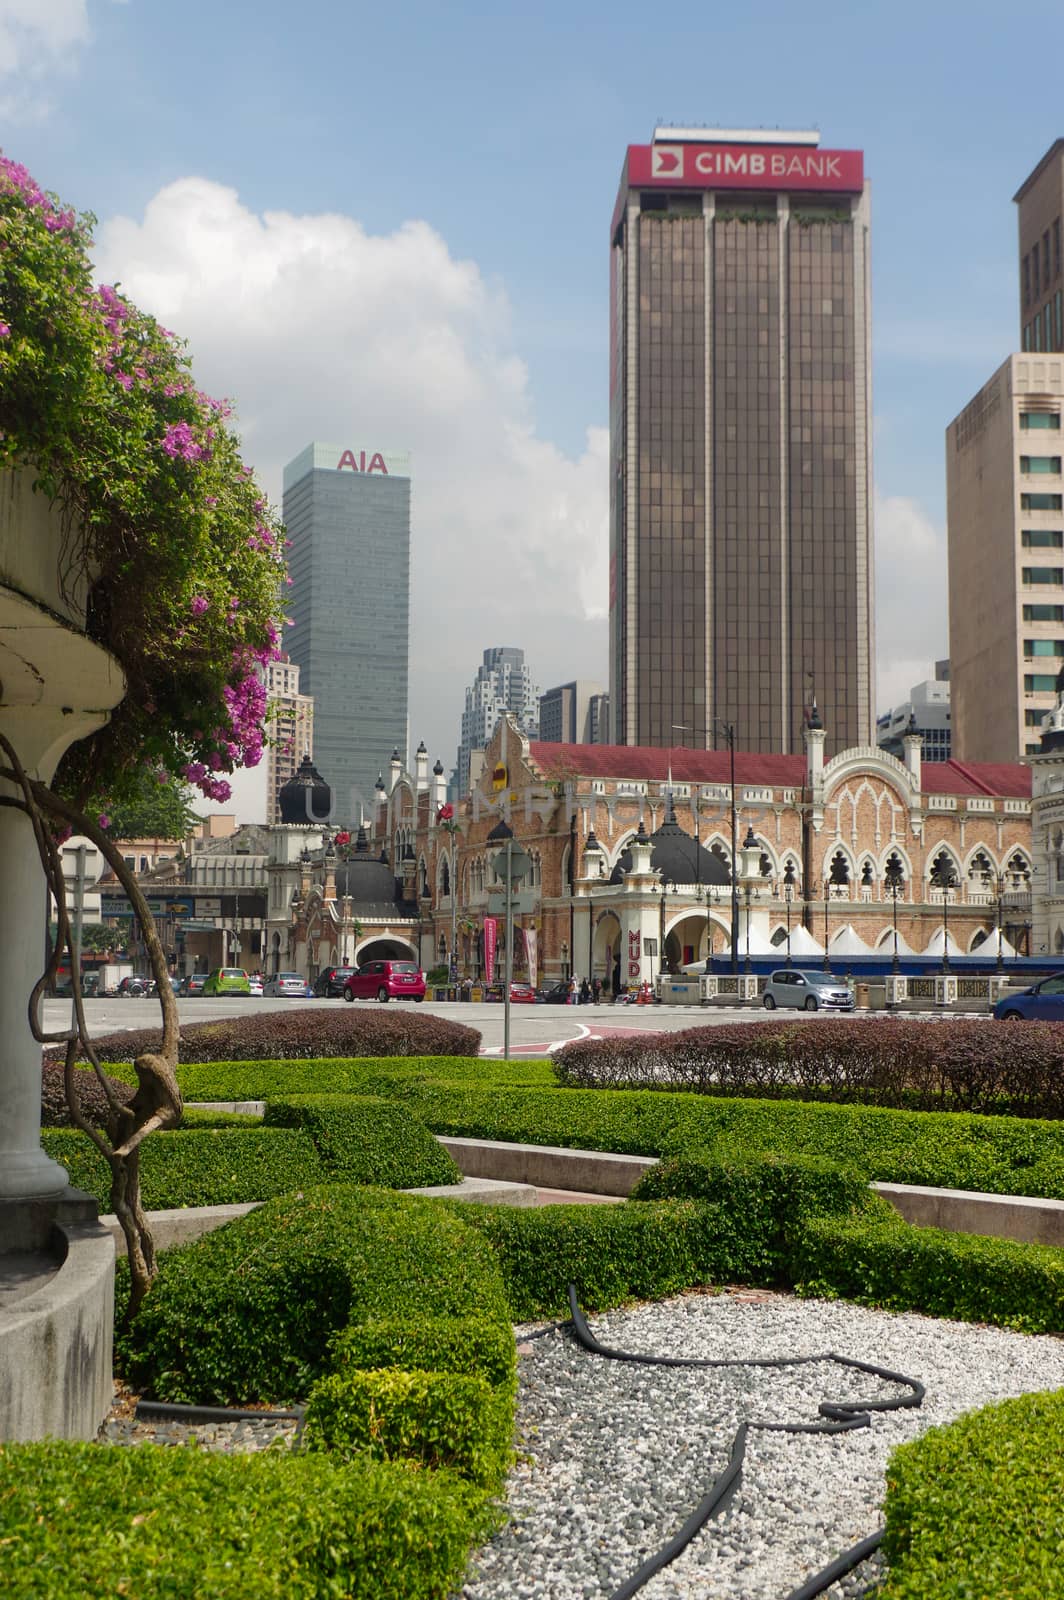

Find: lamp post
885;859;904;977
487;818;530;1061
738;825;762;978
823;881;831;973
710;716;739;974
931;860;958;974
582;829;605;990
982;868;1007;976
783;861;796;969
658;871;669;983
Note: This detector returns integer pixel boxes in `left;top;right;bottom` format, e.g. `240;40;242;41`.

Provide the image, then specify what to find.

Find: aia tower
283;441;411;825
608;128;874;757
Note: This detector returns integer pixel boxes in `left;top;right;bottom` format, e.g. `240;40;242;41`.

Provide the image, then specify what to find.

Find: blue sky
5;0;1059;813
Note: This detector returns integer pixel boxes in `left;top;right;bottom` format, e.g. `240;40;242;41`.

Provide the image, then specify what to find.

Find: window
1022;493;1064;510
1020;412;1061;429
1044;230;1051;290
1024;604;1064;620
1020;456;1062;474
1024;253;1032;307
1057;289;1063;347
1026;674;1059;691
1022;529;1064;547
1027;742;1045;754
1047;304;1055;350
1033;247;1041;299
1024;321;1033;351
1057;219;1062;279
1025;637;1064;654
1027;709;1049;725
1023;570;1064;586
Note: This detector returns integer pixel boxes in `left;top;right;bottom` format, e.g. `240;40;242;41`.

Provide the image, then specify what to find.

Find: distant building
1017;140;1064;354
283;441;411;825
263;657;314;823
538;680;607;745
456;647;539;796
877;663;951;763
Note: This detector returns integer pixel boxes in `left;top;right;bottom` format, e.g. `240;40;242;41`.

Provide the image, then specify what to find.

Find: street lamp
930;859;959;974
582;829;605;989
822;881;832;973
658;871;669;983
982;867;1007;976
487;817;530;1061
710;716;740;975
783;861;796;969
885;857;905;977
738;825;762;977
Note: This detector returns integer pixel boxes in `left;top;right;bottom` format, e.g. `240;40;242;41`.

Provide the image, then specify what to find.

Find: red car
342;959;426;1003
508;981;537;1003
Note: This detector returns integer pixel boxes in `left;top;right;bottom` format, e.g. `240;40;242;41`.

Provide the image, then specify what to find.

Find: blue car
994;973;1064;1020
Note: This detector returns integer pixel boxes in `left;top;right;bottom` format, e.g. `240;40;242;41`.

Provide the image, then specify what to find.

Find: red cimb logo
336;449;389;474
652;145;683;177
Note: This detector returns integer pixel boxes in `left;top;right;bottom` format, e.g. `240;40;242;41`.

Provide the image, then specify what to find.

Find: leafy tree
97;770;199;843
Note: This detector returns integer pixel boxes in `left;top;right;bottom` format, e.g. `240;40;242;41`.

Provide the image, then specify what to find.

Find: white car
248;974;263;996
263;972;307;998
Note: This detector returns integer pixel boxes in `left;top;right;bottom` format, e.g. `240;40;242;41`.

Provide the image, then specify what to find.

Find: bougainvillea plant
0;154;287;810
0;154;287;1312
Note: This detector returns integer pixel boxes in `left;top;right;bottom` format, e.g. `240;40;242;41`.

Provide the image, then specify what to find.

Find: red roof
527;742;1032;800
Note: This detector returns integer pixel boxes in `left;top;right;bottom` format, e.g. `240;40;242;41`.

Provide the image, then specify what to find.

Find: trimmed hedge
795;1209;1064;1334
264;1095;460;1188
353;1079;1064;1200
40;1061;134;1127
0;1439;490;1600
43;1125;324;1210
45;1007;481;1065
879;1391;1064;1598
175;1055;555;1100
554;1017;1064;1119
120;1185;510;1403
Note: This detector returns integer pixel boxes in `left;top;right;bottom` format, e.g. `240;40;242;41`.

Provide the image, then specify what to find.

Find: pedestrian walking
591;975;602;1004
579;977;591;1005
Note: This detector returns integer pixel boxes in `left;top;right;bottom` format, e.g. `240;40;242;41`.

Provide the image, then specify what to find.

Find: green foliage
456;1198;754;1319
0;156;286;805
96;766;199;840
304;1368;509;1490
263;1095;461;1188
879;1391;1064;1598
42;1125;324;1209
0;1438;490;1600
121;1185;509;1404
329;1314;517;1397
176;1054;553;1097
794;1209;1064;1334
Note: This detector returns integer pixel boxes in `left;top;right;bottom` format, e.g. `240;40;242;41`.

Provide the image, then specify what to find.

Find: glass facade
610;156;872;756
283;446;411;825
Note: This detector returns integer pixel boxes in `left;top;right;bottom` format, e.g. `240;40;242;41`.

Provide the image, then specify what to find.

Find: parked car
994;973;1064;1020
342;959;426;1003
263;971;307;998
178;973;208;996
508;981;537;1003
537;981;572;1004
248;973;264;997
116;975;149;998
762;970;854;1012
313;965;355;998
202;967;251;997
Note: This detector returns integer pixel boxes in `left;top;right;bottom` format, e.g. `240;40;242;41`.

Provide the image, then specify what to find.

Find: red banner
626;142;863;194
483;917;497;984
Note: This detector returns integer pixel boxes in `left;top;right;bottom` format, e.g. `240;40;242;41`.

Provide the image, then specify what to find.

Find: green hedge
263;1095;460;1188
43;1125;324;1210
328;1313;517;1396
0;1438;491;1600
795;1209;1064;1334
879;1391;1064;1598
120;1185;511;1404
176;1055;556;1100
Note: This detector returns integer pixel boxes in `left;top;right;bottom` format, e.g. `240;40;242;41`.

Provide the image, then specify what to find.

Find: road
39;995;985;1058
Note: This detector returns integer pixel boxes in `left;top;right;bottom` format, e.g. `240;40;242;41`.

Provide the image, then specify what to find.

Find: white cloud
875;492;948;713
0;0;90;121
93;178;609;815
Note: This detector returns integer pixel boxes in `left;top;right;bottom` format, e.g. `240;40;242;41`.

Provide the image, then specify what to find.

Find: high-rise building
539;679;606;745
263;656;315;823
1017;142;1064;354
877;661;951;763
609;126;873;756
947;355;1064;762
283;442;411;825
456;647;539;796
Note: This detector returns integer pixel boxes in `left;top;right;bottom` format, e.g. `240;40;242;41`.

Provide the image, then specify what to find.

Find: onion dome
279;755;331;825
433;758;444;775
610;799;729;887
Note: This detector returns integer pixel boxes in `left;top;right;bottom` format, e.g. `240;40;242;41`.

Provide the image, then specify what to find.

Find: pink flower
98;813;111;829
190;595;209;616
0;323;10;339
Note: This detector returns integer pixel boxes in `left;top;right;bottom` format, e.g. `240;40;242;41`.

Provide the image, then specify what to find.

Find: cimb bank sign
627;142;863;193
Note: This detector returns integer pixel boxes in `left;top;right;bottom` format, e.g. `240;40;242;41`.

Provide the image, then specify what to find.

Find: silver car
762;970;854;1012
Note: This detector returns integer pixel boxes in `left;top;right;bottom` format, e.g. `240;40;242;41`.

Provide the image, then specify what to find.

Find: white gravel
456;1290;1064;1600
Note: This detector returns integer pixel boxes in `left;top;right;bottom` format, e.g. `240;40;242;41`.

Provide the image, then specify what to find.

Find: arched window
441;858;451;897
884;852;907;897
828;851;850;888
929;850;959;893
860;861;874;887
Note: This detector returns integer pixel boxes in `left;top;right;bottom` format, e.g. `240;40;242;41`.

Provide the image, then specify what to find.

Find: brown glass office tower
609;128;874;754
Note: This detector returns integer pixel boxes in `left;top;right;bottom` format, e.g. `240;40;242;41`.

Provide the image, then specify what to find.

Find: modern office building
456;647;539;796
609;126;874;757
283;442;411;825
262;656;315;823
948;355;1064;762
1017;142;1064;355
539;679;607;745
877;662;951;763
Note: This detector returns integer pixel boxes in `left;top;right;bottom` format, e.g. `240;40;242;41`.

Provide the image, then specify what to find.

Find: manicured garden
12;1017;1064;1595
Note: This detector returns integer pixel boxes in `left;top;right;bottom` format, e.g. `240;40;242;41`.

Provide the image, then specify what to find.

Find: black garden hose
566;1285;925;1600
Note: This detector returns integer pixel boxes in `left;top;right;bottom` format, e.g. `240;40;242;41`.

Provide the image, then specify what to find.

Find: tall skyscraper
948;144;1064;764
283;442;411;825
539;679;606;744
456;647;539;796
263;656;315;823
609;127;874;756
